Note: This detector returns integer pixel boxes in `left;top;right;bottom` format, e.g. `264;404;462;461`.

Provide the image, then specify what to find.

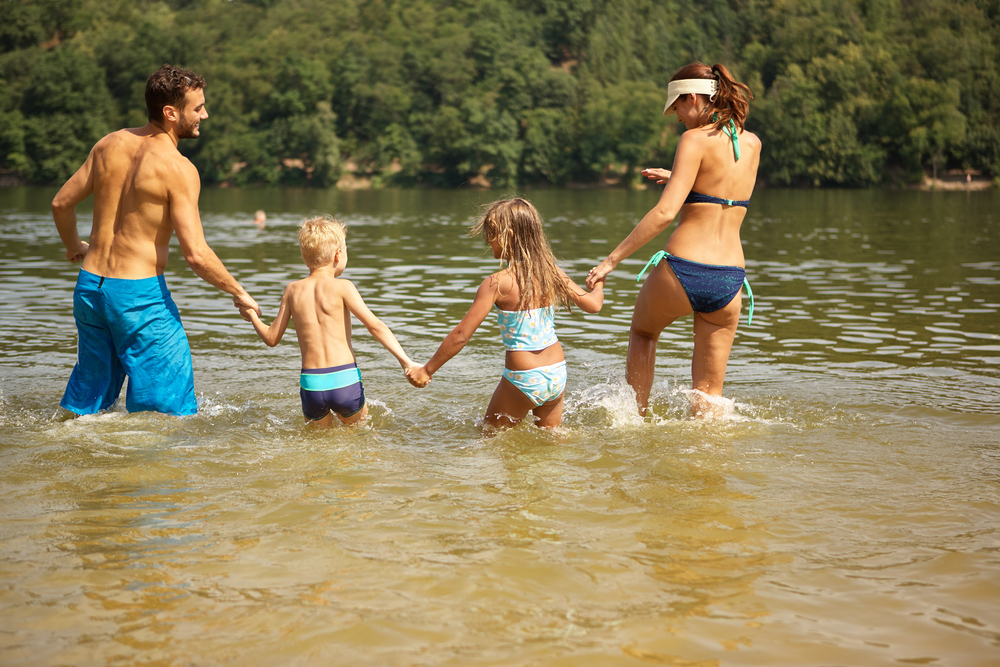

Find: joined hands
405;365;431;388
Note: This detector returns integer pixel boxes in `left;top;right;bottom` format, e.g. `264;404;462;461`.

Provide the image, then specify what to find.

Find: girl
407;198;604;431
586;62;760;418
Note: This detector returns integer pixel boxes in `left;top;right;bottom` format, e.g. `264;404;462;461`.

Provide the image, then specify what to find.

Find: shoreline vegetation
1;0;998;191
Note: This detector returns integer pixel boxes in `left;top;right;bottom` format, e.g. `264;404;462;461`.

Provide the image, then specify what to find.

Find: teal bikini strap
743;277;754;325
724;119;740;162
636;250;668;282
712;113;740;162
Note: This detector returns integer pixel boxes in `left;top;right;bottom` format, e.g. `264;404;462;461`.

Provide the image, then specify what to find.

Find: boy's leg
305;412;336;428
336;402;368;426
483;377;535;431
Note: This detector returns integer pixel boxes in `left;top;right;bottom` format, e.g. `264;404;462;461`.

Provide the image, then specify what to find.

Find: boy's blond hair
299;215;346;269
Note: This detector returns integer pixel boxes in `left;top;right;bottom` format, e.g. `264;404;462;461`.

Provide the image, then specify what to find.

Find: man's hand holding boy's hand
405;365;431;388
234;291;261;322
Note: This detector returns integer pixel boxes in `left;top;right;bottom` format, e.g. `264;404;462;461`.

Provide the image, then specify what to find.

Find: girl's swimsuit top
496;305;558;351
683;114;750;208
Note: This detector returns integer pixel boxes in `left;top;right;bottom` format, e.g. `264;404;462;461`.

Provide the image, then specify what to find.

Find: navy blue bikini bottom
636;251;754;323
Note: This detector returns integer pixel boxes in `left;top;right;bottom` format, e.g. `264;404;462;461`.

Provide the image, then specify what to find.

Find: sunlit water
1;187;998;666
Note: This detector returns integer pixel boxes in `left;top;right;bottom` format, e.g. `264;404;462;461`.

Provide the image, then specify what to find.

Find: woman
586;62;760;417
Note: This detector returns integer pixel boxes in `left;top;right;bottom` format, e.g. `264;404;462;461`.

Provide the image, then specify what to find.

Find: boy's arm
561;268;605;314
342;281;414;371
419;275;498;379
248;286;292;347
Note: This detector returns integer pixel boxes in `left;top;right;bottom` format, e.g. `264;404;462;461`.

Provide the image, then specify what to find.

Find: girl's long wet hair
671;62;753;132
470;198;575;312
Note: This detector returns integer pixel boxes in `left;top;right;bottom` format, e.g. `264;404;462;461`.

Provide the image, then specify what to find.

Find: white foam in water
565;377;646;428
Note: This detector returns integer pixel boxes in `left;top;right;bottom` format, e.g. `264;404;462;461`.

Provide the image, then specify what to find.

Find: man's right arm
52;147;95;263
170;161;261;319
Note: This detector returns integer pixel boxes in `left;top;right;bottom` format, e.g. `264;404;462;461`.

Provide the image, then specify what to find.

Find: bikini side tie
636;250;667;282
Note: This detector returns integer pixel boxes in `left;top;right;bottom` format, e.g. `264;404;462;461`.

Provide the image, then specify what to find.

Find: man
52;64;260;416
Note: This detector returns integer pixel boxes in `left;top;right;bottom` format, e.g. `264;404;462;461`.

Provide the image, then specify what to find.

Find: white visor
663;78;718;115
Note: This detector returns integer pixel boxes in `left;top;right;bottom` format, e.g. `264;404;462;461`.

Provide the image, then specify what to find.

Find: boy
247;216;415;426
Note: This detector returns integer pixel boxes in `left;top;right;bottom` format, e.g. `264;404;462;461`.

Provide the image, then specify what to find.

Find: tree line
1;0;998;188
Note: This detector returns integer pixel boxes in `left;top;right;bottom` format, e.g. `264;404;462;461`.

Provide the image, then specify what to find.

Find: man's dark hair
145;64;206;123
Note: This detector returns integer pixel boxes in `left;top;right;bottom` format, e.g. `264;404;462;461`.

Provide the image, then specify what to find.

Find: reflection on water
1;188;999;665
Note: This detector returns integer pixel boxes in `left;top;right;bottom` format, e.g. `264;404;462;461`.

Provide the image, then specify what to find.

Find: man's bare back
78;126;196;279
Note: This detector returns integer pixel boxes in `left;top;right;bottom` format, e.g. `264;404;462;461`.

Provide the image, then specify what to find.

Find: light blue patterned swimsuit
496;306;566;406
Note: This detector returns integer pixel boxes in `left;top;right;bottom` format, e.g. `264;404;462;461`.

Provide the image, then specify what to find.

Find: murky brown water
1;187;998;665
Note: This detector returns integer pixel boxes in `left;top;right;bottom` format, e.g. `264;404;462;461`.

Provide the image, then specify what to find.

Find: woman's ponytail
709;63;753;132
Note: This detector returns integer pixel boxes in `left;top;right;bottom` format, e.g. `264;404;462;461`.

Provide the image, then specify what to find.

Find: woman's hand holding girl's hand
586;258;615;290
641;167;672;184
405;365;431;388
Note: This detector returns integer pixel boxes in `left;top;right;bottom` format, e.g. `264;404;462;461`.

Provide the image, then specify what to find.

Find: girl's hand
641;167;672;184
406;365;431;388
586;258;615;290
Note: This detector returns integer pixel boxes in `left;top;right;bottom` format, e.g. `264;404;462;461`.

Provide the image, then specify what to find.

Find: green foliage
2;0;997;186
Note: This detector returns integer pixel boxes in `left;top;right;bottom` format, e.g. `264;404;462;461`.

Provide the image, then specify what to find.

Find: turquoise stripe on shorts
300;366;362;392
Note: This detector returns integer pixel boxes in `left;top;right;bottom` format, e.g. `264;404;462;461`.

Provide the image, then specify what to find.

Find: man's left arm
171;162;261;319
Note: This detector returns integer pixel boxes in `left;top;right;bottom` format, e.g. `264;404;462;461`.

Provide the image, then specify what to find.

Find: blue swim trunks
300;362;366;421
61;269;197;416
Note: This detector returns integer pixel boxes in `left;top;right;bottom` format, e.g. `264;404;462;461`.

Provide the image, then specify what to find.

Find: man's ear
162;105;178;123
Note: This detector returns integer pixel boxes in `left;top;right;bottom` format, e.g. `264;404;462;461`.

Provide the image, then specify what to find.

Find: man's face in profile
176;88;208;139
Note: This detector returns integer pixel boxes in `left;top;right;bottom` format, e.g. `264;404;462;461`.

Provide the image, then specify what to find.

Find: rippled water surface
1;187;998;666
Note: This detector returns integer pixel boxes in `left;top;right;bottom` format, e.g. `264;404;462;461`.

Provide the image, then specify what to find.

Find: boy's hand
405;365;431;388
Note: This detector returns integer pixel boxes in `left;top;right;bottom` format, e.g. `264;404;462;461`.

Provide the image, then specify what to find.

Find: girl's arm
410;274;498;386
342;281;415;371
560;268;604;313
249;286;292;347
586;134;701;289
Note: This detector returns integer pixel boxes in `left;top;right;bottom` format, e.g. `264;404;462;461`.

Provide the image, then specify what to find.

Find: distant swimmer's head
664;62;753;132
299;216;347;272
146;64;208;139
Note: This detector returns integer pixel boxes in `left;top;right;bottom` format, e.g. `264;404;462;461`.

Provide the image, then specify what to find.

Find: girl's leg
531;392;565;428
690;293;742;417
483;377;536;432
627;262;693;415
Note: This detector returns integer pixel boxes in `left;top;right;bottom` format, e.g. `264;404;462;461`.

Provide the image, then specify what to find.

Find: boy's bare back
285;274;358;370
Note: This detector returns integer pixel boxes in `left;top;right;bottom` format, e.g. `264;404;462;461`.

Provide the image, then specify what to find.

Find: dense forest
1;0;998;188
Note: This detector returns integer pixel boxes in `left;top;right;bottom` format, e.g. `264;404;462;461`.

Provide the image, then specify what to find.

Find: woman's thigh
631;261;693;338
691;292;742;395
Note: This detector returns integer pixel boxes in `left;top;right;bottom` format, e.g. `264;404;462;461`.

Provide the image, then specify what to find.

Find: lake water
1;187;998;666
